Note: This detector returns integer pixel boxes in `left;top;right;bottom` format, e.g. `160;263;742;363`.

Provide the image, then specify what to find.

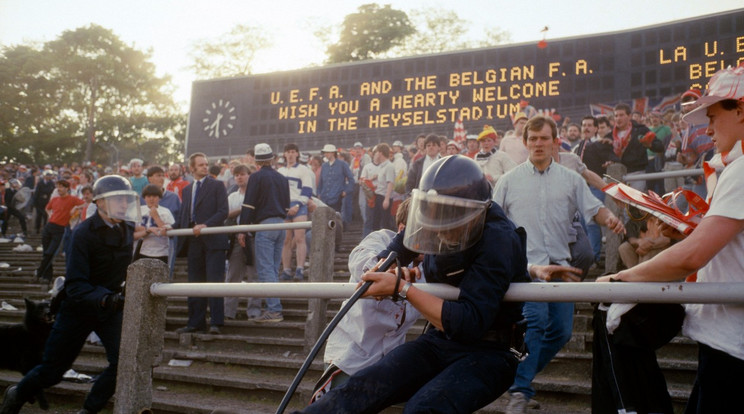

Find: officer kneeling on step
297;155;529;414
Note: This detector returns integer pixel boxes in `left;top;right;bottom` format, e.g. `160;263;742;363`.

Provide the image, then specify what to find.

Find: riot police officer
299;155;529;413
1;175;140;414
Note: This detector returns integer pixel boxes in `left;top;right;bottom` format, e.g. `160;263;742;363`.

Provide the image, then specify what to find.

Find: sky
1;0;743;110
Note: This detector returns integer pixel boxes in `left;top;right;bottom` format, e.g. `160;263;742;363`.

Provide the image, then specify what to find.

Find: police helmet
92;175;141;223
404;155;491;254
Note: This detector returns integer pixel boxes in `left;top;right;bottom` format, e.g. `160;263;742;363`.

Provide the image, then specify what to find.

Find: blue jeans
341;190;353;226
254;217;285;313
299;329;518;414
362;195;385;238
15;304;123;412
510;300;574;400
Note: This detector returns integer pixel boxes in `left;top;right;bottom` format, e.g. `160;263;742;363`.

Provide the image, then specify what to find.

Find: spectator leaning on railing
597;63;744;414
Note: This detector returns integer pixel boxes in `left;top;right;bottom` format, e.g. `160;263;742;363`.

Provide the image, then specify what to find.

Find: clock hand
209;113;223;137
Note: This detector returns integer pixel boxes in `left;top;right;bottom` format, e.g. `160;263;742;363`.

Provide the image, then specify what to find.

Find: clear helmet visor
97;191;141;223
403;189;488;255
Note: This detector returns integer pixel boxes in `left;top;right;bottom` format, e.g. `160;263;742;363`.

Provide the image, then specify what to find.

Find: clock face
202;99;236;139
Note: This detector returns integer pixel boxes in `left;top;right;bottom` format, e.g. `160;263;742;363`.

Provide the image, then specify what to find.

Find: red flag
633;97;649;114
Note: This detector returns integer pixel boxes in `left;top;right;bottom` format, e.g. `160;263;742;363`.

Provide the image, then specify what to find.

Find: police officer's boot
0;385;24;414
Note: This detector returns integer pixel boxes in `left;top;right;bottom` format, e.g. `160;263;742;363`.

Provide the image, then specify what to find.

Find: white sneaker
254;311;283;323
505;392;528;414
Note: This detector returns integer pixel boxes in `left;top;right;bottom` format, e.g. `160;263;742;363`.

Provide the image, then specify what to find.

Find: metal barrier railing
113;206;340;413
622;168;704;182
164;221;312;237
149;281;744;304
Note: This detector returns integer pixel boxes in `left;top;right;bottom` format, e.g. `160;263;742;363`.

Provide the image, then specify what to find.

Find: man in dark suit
176;153;229;335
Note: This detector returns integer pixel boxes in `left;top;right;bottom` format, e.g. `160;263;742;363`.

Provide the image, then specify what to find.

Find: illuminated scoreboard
186;9;744;157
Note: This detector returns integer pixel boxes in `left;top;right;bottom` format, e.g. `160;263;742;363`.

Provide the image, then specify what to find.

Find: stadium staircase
0;221;695;413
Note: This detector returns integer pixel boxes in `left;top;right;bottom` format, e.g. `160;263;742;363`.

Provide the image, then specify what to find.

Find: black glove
101;293;125;312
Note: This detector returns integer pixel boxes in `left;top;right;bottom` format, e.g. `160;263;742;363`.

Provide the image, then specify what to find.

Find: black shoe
175;326;204;334
0;385;24;414
208;326;221;335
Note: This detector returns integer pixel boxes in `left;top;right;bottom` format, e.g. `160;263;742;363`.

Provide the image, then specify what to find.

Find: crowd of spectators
0;87;720;413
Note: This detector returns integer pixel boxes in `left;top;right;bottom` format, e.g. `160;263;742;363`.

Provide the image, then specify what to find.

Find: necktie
191;180;201;223
115;223;125;241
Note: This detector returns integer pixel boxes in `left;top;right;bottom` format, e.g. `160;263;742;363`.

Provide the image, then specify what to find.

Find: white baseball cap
684;63;744;125
392;140;404;147
254;143;274;161
321;144;337;153
353;142;363;148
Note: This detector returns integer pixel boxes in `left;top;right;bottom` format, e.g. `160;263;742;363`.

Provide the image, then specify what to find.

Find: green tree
474;27;512;49
390;8;511;57
391;8;470;56
0;44;62;164
326;3;415;63
0;25;183;165
188;24;272;79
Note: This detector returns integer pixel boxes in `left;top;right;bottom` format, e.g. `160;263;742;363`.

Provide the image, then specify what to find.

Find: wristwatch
398;282;412;300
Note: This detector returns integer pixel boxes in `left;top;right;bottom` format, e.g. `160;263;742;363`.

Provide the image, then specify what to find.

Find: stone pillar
114;259;168;414
304;205;336;352
604;163;627;274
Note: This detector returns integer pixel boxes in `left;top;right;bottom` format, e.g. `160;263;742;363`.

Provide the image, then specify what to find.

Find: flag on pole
589;103;614;116
453;118;466;144
653;94;681;113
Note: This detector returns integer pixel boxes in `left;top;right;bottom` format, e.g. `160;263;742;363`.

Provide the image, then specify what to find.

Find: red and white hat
684;63;744;125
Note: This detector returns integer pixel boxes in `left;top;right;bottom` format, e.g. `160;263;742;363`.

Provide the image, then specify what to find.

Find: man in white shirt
278;144;315;281
368;144;395;235
494;116;624;414
500;112;530;164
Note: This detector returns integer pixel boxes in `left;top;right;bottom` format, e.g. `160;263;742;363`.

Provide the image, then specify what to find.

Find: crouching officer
298;155;529;414
1;175;140;414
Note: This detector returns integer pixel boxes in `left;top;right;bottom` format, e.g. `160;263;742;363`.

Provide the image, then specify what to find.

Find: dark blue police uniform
12;211;133;413
299;202;529;413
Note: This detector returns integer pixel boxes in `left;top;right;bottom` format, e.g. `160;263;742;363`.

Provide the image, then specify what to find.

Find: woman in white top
134;184;174;263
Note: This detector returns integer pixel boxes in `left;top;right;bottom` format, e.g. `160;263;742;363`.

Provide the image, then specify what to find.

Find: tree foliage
189;24;272;79
390;8;471;56
0;24;184;165
393;8;511;56
326;3;415;64
322;5;511;62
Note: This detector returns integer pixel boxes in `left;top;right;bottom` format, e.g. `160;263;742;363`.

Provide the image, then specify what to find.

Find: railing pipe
622;168;704;182
165;221;311;237
149;282;744;304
